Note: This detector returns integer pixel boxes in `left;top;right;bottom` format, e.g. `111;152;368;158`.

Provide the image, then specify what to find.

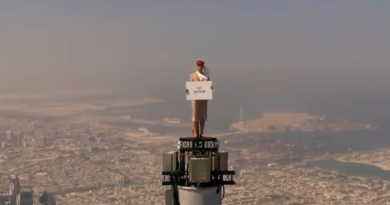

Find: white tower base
177;186;221;205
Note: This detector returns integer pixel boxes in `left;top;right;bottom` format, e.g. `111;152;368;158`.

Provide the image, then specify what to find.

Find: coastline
230;112;376;133
335;158;390;171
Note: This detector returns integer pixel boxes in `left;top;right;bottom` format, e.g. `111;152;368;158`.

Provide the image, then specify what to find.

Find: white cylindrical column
177;186;221;205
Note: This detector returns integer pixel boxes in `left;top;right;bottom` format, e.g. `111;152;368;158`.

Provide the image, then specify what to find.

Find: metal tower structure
162;137;236;205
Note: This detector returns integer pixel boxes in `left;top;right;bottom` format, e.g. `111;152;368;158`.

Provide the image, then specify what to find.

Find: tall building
0;132;6;141
5;131;12;141
4;176;42;205
7;183;15;204
39;192;56;205
8;175;20;205
15;134;23;147
38;192;47;205
16;191;33;205
10;176;20;194
0;192;9;205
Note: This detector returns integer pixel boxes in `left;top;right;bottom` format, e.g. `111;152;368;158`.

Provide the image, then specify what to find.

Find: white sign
186;81;213;100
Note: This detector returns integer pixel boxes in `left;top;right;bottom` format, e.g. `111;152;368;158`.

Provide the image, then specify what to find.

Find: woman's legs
199;120;205;137
192;120;206;138
192;121;199;137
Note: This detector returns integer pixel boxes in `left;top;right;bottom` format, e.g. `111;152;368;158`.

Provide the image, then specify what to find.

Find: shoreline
230;112;376;133
335;158;390;171
303;149;390;172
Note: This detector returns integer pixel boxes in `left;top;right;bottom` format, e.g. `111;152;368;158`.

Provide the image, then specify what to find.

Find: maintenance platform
162;137;236;205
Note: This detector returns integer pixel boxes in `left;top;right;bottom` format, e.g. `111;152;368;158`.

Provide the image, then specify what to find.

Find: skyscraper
0;131;6;141
38;192;47;205
8;175;20;205
38;192;56;205
0;192;9;205
15;134;23;147
5;131;12;141
16;191;33;205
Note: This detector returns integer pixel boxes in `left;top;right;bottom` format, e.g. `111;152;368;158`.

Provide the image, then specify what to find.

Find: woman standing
186;60;213;138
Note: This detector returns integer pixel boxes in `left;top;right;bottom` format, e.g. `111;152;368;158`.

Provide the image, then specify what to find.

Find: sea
112;83;390;179
306;159;390;180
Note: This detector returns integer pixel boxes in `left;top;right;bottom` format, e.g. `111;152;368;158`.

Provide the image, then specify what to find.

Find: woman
186;60;213;138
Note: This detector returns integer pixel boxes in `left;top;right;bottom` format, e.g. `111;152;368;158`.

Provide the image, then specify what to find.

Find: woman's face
196;65;203;72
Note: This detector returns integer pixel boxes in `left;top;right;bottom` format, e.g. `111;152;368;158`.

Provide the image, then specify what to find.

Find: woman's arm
186;75;192;94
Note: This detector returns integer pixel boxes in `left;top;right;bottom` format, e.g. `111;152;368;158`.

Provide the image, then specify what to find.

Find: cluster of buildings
0;131;26;148
338;149;390;170
0;130;49;149
0;175;55;205
0;113;388;205
0;119;174;204
57;183;166;205
221;159;390;205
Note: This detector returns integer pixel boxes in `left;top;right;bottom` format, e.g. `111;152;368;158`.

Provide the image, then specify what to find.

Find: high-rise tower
8;175;20;205
0;192;8;205
39;191;56;205
162;137;235;205
16;190;33;205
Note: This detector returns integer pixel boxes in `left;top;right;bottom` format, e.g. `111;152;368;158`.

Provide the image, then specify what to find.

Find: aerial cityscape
0;90;389;205
1;1;390;205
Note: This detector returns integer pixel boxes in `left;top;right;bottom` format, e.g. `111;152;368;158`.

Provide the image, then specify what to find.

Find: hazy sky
1;0;390;124
1;0;389;91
